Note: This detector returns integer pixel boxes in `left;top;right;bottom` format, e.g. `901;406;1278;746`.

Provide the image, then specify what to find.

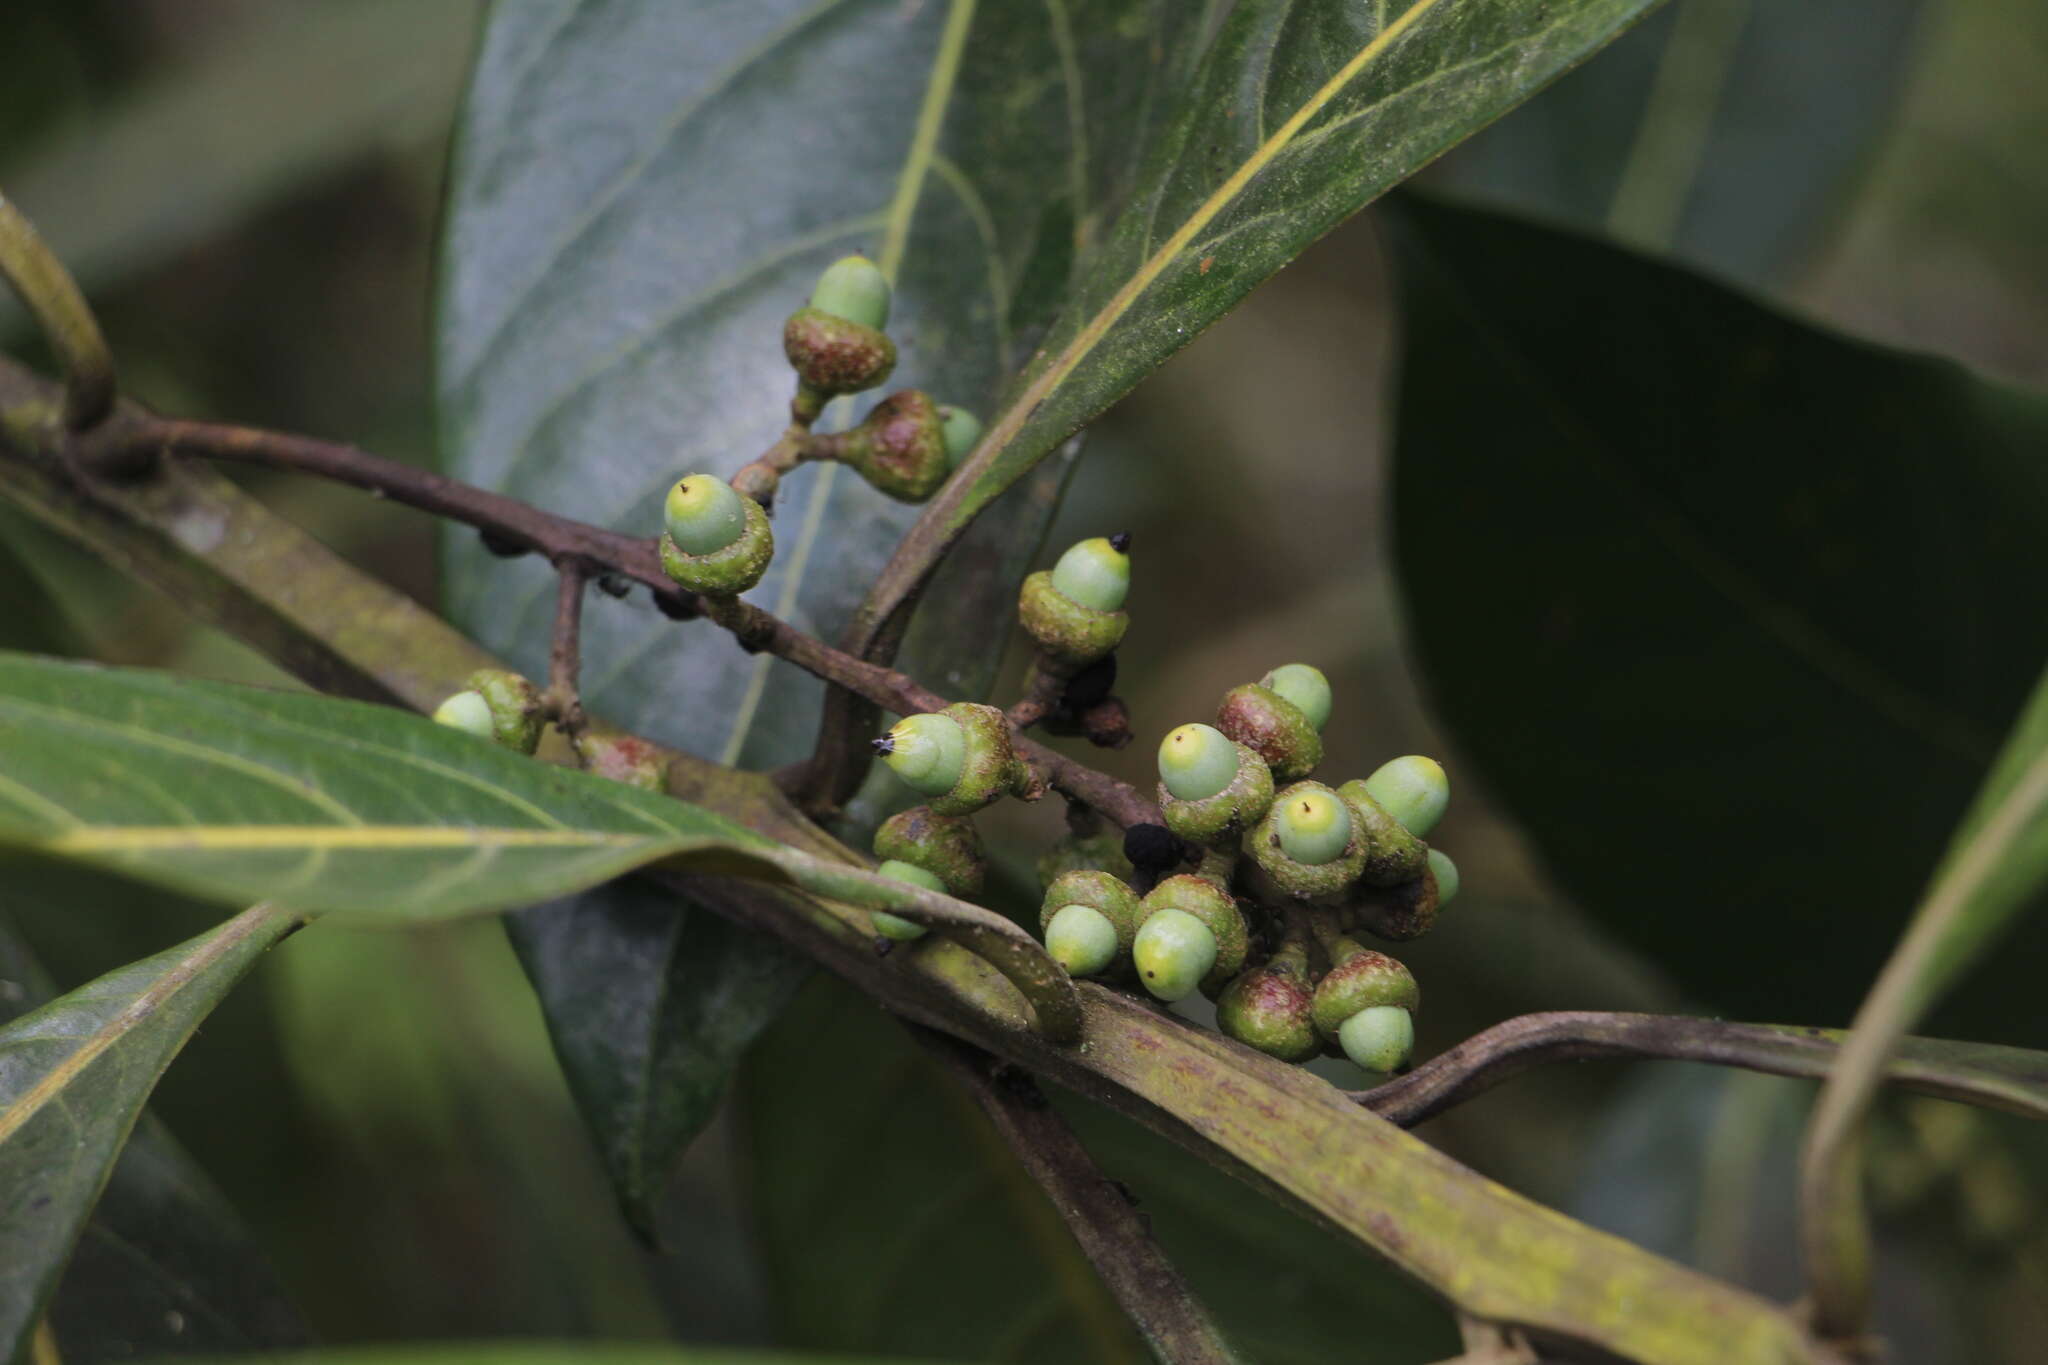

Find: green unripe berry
432;689;495;740
1215;944;1321;1063
824;390;951;502
1361;755;1449;837
664;474;748;556
1049;535;1131;612
938;405;981;468
1132;907;1217;1003
1039;869;1143;956
1428;848;1459;905
871;858;945;941
1158;723;1237;802
1339;1005;1415;1075
1044;903;1119;977
876;713;966;797
873;806;985;897
1259;663;1331;732
1275;787;1352;866
809;254;891;330
464;668;545;755
1310;943;1419;1041
1216;683;1321;780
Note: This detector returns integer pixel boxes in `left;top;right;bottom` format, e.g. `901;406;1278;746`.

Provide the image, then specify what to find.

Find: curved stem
0;193;114;432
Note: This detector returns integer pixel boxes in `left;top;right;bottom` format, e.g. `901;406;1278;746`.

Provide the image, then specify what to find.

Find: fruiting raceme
1019;534;1131;668
871;858;943;941
872;805;986;898
1360;754;1449;838
1249;781;1366;897
1216;680;1322;780
812;390;951;502
873;703;1032;816
1216;941;1321;1063
658;474;773;596
1137;874;1248;1000
1156;725;1275;846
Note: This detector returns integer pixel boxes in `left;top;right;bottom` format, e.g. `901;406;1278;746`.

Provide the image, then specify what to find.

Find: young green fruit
872;805;986;897
658;476;773;596
809;254;891;330
1043;903;1120;977
1132;908;1217;1003
1335;779;1428;887
1039;869;1143;959
1275;786;1351;865
870;858;944;941
1215;942;1321;1063
1157;731;1274;846
874;703;1032;816
1360;755;1449;837
813;390;950;502
1427;848;1459;905
1216;682;1322;780
664;473;748;555
464;668;545;755
783;308;896;397
1259;663;1332;732
1339;1004;1415;1075
937;405;981;468
1139;874;1248;995
1018;533;1131;668
1248;780;1367;897
1310;941;1419;1042
432;689;495;740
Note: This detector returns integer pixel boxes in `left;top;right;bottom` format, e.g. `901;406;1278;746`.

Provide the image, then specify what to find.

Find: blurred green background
3;1;2045;1361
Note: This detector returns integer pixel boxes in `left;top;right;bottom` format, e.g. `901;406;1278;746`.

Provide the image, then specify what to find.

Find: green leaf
0;654;1079;1039
0;904;294;1361
1386;195;2048;1038
1430;0;1925;278
0;913;307;1359
862;0;1666;629
739;976;1455;1364
505;880;806;1241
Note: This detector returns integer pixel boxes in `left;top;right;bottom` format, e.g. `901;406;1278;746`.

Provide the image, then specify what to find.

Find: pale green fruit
1339;1005;1415;1075
809;254;891;330
938;405;982;468
1361;755;1449;837
1132;908;1218;1003
1428;848;1459;905
432;690;494;740
1274;787;1352;865
1044;903;1119;977
1259;663;1331;731
872;858;945;941
1158;722;1237;802
664;474;748;556
1049;535;1130;611
877;713;966;797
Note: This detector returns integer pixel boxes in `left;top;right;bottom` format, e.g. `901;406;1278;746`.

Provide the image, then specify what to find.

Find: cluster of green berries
657;255;981;599
856;531;1459;1080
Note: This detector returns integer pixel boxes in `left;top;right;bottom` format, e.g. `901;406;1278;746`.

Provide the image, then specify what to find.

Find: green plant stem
918;1029;1247;1365
0;193;114;432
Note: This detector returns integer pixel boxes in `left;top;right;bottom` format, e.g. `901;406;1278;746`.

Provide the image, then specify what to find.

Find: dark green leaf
0;506;81;656
1431;0;1924;279
1387;196;2048;1037
0;905;294;1361
0;913;307;1360
739;976;1455;1365
505;880;806;1241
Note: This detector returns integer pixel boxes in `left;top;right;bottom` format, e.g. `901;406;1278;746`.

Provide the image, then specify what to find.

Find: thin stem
0;192;114;431
546;559;591;746
917;1028;1247;1365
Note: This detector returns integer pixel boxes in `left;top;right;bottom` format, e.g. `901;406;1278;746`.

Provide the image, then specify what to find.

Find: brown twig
65;408;1162;831
545;558;591;744
918;1028;1247;1365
